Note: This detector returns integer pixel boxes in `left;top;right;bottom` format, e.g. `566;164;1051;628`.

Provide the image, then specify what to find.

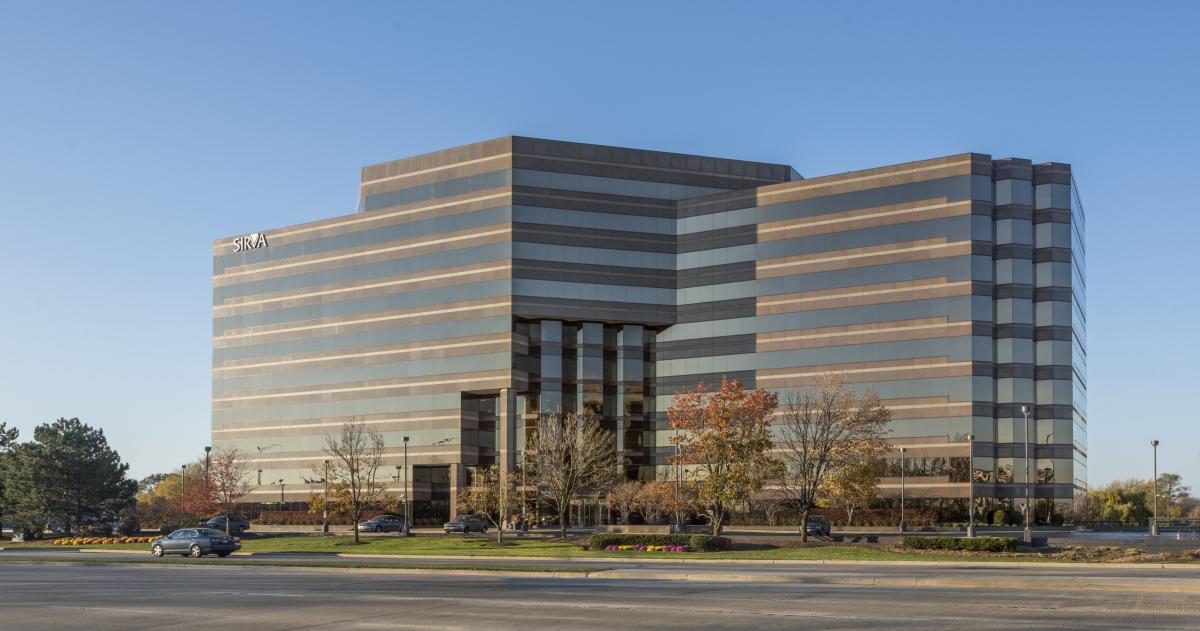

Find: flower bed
588;533;731;552
52;536;157;545
603;544;691;552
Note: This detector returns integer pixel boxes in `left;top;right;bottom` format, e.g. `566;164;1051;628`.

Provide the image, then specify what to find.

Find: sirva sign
233;232;269;252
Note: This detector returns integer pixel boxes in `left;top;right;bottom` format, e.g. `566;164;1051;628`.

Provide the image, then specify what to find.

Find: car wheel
151;545;163;558
189;545;203;558
375;526;383;533
482;526;488;533
217;553;229;558
462;526;469;534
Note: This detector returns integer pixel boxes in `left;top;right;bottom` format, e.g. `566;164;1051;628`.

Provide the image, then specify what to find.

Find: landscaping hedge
588;533;731;552
903;536;1018;552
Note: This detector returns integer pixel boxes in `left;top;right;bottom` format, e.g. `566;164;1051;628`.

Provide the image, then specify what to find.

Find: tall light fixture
1021;404;1032;544
403;436;410;536
899;446;907;533
322;459;330;534
1151;439;1160;536
967;434;975;538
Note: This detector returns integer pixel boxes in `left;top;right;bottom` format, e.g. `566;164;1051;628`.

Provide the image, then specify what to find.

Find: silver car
151;528;240;558
358;514;407;533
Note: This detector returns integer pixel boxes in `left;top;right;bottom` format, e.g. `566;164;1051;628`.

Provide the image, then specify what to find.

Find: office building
212;136;1086;523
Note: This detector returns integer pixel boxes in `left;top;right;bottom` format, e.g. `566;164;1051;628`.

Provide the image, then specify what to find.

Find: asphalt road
4;547;1200;582
2;560;1199;630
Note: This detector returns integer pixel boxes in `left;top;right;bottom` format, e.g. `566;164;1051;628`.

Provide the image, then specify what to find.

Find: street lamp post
1022;404;1033;544
1151;440;1160;537
278;479;285;505
322;459;330;534
899;447;907;533
967;434;975;538
181;464;187;491
1045;433;1056;523
674;427;683;531
204;446;212;474
402;436;410;536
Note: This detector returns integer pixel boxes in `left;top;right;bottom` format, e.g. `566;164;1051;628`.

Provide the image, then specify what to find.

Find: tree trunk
712;500;725;535
799;506;810;543
558;504;567;540
846;505;855;527
352;507;361;544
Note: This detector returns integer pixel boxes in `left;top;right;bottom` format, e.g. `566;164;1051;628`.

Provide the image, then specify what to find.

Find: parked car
151;528;240;558
443;515;489;534
358;514;407;533
200;515;250;535
805;515;831;537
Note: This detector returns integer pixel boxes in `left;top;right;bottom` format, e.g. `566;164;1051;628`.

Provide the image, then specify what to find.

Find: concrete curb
5;548;1197;570
71;549;255;557
330;552;1200;571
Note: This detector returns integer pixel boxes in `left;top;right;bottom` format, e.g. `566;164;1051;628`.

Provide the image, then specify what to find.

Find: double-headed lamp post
1021;404;1033;544
1151;439;1160;536
967;434;975;538
899;446;907;533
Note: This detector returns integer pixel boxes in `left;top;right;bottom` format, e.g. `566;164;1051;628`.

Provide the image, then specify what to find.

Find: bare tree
321;421;388;544
776;375;891;541
208;447;252;535
457;465;516;544
530;413;617;539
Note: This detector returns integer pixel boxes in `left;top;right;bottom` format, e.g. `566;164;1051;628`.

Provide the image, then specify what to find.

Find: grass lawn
230;536;1069;562
6;535;1195;564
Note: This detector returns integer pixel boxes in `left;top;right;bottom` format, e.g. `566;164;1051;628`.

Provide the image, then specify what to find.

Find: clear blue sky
1;1;1197;488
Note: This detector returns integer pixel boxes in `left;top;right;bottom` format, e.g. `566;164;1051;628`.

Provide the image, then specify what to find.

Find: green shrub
588;533;731;551
991;509;1008;526
903;536;1017;552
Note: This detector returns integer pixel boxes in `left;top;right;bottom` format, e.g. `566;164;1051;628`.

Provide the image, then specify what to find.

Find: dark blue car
151;528;240;558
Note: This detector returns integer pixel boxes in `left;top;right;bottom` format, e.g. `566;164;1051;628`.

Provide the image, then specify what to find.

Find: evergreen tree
2;418;137;535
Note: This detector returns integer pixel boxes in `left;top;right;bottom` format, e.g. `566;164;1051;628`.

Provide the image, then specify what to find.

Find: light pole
402;436;410;536
674;427;683;531
1022;404;1033;544
204;446;212;474
322;459;330;534
181;464;187;491
279;479;285;505
1151;439;1159;536
967;434;975;537
1045;433;1055;524
899;447;907;533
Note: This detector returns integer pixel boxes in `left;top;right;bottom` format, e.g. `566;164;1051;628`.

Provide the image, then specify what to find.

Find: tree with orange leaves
668;377;781;535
